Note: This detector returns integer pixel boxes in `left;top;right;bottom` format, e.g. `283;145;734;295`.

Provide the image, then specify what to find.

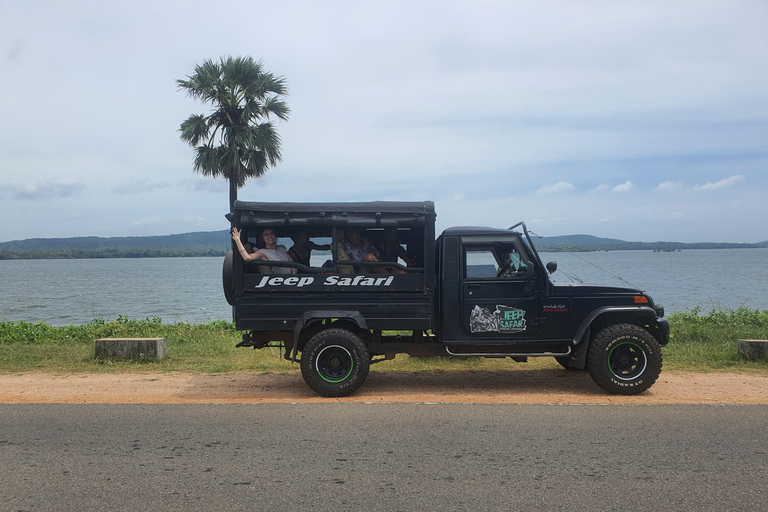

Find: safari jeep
223;201;669;397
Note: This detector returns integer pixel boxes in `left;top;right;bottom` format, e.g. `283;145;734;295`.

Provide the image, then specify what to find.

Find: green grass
1;308;767;374
0;316;294;374
663;306;768;371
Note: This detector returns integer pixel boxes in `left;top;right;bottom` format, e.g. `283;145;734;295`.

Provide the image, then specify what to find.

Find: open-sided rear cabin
227;201;436;339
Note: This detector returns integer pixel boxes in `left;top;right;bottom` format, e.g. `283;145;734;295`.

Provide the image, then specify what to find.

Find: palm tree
177;56;289;212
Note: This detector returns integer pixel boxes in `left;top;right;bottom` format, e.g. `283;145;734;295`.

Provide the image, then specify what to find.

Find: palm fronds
177;56;290;208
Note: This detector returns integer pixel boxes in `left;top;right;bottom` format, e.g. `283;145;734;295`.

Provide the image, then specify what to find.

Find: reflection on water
0;249;766;326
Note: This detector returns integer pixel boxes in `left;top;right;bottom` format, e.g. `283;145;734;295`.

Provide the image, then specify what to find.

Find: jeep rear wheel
586;324;662;395
300;328;370;397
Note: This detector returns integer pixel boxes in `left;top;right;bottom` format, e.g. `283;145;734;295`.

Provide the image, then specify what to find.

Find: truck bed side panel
235;293;432;331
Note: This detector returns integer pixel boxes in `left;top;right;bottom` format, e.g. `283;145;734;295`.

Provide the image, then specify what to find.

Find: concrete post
737;339;768;361
94;338;166;360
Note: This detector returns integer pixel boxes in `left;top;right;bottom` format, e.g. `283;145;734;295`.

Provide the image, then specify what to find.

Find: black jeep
223;201;669;397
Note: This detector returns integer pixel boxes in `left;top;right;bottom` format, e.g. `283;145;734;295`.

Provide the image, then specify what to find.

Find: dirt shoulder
1;369;767;404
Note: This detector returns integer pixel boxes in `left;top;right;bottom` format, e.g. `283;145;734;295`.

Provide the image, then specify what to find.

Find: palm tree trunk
229;180;238;213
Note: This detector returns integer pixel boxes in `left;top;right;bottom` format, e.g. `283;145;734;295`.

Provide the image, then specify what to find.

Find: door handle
468;284;482;291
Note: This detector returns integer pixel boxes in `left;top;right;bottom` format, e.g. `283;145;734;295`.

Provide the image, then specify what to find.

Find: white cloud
536;182;575;195
594;184;610;192
0;182;87;201
111;178;171;195
612;181;635;193
667;210;687;219
181;179;228;193
693;174;745;191
656;180;683;192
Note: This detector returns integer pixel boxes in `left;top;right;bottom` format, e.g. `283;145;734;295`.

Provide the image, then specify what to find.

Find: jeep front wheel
586;324;662;395
300;328;370;397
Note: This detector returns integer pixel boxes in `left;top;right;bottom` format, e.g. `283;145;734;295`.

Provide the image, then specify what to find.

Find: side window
465;244;530;279
465;248;499;278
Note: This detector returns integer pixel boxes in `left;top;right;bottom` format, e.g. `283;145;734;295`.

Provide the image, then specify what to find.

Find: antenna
528;231;638;288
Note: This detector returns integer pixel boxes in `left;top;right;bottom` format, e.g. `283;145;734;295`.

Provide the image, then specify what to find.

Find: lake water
0;248;766;326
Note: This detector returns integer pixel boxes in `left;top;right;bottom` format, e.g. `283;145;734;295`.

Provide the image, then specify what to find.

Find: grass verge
1;308;767;374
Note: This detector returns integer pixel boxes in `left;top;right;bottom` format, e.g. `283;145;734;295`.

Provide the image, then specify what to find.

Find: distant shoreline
1;246;767;261
0;229;765;260
0;250;228;260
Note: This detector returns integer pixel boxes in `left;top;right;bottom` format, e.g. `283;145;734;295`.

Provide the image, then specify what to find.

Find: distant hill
534;234;626;250
533;234;764;252
0;231;230;259
0;230;764;259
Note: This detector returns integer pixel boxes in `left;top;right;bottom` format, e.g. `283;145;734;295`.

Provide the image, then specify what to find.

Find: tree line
0;249;228;260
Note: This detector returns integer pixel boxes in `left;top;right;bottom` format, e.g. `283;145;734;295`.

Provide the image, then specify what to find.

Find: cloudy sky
1;0;766;243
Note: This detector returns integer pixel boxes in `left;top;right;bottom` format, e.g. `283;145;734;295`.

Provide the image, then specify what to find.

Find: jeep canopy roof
231;200;436;229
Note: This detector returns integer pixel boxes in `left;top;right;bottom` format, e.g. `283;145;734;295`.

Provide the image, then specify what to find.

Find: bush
665;307;768;368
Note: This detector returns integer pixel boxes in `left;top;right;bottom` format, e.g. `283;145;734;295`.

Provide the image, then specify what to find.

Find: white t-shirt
261;245;292;274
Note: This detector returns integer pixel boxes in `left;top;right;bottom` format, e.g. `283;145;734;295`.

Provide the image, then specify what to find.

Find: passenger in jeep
289;231;330;272
344;228;405;274
378;228;414;268
231;227;296;274
343;228;386;274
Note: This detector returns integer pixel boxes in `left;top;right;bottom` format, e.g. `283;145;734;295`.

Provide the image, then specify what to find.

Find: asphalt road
1;404;766;512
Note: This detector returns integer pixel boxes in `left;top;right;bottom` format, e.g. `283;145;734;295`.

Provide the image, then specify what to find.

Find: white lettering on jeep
323;275;394;287
253;275;395;289
255;276;315;288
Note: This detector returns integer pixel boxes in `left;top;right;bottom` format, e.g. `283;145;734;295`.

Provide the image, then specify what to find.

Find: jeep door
449;236;543;342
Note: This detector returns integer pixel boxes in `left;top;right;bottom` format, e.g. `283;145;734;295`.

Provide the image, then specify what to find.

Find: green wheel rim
316;345;354;383
608;341;647;381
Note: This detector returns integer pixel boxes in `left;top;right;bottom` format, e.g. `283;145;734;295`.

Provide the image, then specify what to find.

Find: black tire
586;323;662;395
222;250;235;306
300;328;370;397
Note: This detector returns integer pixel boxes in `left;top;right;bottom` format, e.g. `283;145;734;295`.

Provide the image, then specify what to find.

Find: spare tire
222;250;235;305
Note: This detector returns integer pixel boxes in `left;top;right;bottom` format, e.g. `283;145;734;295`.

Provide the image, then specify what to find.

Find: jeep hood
551;283;644;296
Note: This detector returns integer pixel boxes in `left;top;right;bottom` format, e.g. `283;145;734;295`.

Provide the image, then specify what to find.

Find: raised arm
308;241;331;251
231;227;263;262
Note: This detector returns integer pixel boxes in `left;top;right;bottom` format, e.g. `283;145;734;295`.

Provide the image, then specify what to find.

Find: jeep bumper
656;317;670;346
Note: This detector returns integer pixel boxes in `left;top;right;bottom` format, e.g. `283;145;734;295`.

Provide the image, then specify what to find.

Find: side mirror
546;261;557;274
